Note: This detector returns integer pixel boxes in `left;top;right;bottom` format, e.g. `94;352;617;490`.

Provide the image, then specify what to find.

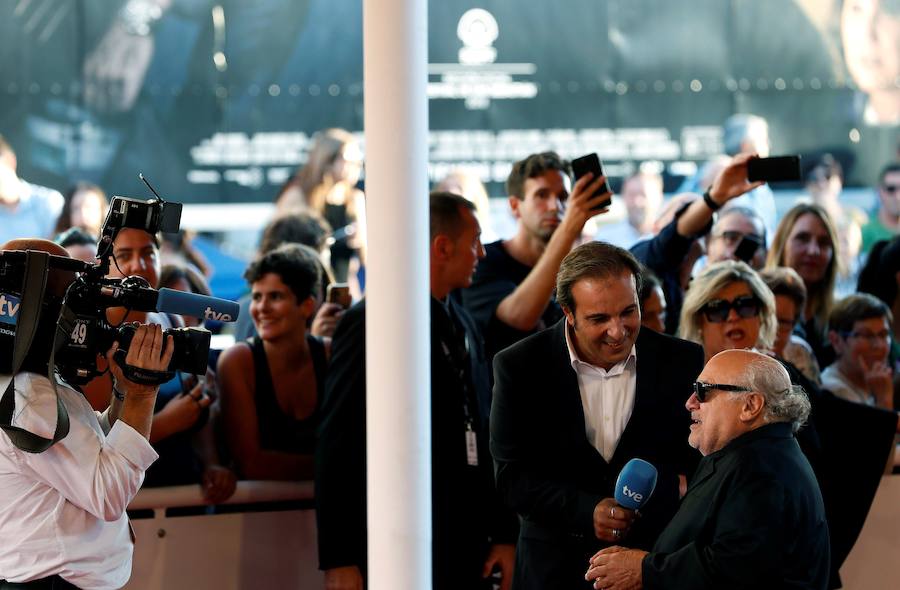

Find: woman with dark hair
54;182;109;238
766;203;840;367
217;243;328;480
275;128;366;284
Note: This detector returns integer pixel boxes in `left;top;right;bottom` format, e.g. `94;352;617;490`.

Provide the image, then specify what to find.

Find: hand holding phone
571;153;613;211
734;234;763;264
747;155;801;183
326;283;352;310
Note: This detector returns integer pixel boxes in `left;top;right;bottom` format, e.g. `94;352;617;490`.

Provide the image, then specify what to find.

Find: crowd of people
2;119;900;590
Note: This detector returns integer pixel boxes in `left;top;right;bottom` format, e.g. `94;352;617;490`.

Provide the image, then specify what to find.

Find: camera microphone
155;288;240;322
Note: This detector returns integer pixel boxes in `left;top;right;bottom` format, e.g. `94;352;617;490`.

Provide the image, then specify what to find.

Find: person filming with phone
461;151;611;363
0;238;173;590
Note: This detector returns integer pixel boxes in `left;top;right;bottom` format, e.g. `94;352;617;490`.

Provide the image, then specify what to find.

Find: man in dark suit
315;192;517;590
587;349;830;590
491;241;704;590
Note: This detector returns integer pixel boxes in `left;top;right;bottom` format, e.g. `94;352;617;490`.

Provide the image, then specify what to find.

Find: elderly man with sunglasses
585;349;829;590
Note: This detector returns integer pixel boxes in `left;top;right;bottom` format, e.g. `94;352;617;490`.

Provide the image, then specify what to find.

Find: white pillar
363;0;431;589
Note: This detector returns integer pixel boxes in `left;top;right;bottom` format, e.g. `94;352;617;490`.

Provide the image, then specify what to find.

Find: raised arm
495;173;609;331
676;153;765;238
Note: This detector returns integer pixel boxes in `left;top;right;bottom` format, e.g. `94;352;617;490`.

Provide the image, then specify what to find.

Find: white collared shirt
0;373;158;590
565;323;637;462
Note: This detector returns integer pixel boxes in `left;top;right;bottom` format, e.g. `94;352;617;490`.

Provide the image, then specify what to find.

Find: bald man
0;239;172;590
586;350;829;590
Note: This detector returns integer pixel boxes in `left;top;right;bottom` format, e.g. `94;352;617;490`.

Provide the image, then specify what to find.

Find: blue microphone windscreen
156;288;240;322
614;458;658;510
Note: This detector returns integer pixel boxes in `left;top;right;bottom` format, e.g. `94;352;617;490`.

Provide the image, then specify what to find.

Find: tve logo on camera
0;293;20;325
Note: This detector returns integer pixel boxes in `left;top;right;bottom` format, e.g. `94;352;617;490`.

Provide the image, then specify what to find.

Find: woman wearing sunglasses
678;260;776;362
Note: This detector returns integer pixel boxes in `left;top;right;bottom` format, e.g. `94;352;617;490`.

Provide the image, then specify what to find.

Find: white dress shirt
0;373;158;590
565;324;637;462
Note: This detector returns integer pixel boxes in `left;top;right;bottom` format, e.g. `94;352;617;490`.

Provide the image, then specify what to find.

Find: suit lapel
685;455;717;493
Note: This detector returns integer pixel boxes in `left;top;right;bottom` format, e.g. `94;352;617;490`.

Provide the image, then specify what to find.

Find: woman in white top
821;293;895;410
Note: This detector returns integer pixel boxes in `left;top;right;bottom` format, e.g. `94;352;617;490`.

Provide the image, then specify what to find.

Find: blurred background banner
0;0;896;202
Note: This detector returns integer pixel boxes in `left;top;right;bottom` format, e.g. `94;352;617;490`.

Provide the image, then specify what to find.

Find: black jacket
315;298;516;589
644;423;830;590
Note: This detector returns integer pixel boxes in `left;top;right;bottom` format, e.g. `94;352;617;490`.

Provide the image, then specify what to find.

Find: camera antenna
139;173;167;204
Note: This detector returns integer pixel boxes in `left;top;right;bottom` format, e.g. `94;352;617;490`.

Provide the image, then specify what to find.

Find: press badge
465;425;478;466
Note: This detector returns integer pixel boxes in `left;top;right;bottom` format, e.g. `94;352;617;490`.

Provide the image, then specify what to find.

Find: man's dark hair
879;162;900;186
638;266;661;306
506;151;570;199
244;243;322;303
828;293;893;335
259;210;333;255
430;191;476;241
55;227;96;249
557;241;643;313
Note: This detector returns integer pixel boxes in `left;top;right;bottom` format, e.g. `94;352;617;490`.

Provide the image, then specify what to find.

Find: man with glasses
586;349;829;590
704;206;766;270
822;293;896;409
861;163;900;252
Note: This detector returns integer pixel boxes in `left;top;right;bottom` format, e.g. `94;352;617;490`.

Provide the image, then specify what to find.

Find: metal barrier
125;481;323;590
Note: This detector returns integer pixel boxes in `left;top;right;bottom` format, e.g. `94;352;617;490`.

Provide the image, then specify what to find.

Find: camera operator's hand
106;323;174;439
559;172;612;237
107;323;174;398
706;153;766;207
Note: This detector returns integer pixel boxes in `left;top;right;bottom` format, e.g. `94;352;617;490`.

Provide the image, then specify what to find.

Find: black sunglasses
700;295;761;323
693;381;752;402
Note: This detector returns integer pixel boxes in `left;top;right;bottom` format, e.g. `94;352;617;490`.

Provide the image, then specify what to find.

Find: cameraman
0;239;172;589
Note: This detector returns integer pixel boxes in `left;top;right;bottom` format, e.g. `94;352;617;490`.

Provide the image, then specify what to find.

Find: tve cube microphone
155;288;240;322
614;458;658;511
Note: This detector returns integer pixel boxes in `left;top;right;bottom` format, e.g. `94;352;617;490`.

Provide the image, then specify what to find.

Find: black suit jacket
315;298;516;589
491;321;704;590
643;423;830;590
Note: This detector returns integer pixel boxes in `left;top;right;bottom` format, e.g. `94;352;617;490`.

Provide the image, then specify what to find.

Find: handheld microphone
614;458;658;511
155;288;240;322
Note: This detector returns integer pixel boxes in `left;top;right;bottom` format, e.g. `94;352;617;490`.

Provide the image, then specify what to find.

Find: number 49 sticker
70;320;89;346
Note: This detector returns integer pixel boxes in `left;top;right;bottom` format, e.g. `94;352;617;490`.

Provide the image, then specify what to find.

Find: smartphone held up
571;153;613;211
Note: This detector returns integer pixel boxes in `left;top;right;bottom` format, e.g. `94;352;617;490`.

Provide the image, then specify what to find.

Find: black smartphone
734;234;763;264
326;283;352;309
570;153;612;210
747;155;802;183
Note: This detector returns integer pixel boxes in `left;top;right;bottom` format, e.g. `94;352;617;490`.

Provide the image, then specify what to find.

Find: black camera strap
0;250;70;453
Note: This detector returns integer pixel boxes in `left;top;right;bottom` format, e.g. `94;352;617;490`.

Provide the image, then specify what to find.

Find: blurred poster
0;0;895;202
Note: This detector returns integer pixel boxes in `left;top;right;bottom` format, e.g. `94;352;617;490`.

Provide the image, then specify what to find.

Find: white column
363;0;431;589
